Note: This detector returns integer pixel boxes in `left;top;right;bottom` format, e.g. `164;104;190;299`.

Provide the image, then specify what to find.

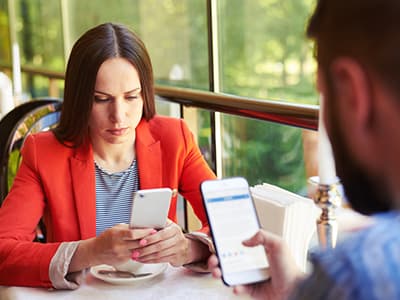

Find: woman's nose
109;100;125;123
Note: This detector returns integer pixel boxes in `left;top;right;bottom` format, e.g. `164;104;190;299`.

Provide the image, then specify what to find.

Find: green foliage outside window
218;0;316;193
1;0;318;195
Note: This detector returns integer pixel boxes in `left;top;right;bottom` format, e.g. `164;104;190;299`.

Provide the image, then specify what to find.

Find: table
0;265;251;300
1;209;371;300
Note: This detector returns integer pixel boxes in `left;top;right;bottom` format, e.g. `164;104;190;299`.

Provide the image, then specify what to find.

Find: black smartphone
201;177;270;286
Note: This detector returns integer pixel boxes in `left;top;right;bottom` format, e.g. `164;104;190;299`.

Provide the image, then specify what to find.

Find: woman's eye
126;95;139;101
94;96;110;102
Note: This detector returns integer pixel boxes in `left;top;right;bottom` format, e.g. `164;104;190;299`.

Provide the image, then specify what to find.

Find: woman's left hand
134;220;207;266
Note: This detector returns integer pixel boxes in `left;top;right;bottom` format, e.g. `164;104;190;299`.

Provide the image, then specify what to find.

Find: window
2;0;318;194
218;0;316;192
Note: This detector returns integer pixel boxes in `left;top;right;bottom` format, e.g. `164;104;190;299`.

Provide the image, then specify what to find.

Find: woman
0;23;216;289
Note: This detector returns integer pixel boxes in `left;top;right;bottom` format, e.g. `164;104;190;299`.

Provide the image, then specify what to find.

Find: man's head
307;0;400;214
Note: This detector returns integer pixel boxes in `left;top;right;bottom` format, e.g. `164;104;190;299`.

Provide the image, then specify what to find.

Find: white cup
113;260;143;273
113;259;164;274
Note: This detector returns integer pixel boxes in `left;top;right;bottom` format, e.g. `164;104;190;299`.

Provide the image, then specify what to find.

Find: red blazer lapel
68;119;163;239
136;119;162;189
70;141;96;239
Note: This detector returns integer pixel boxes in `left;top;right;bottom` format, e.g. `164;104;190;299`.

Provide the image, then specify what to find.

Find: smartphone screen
201;177;269;286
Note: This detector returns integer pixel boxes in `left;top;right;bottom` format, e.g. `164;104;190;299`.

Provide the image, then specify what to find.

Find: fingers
137;242;185;266
233;285;250;296
131;223;188;265
135;230;183;261
207;254;222;279
108;223;156;241
137;222;178;248
242;230;283;253
212;267;222;279
137;244;179;264
117;228;158;256
208;254;219;269
123;228;157;241
206;230;298;300
97;226;156;259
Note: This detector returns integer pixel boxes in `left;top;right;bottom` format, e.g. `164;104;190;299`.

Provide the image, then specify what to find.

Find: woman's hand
133;221;209;267
208;230;305;300
69;224;155;272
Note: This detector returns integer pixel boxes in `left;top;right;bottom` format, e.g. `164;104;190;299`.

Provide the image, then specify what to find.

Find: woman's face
89;57;143;146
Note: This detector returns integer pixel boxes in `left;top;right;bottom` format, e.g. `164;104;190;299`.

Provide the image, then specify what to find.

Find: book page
251;184;319;272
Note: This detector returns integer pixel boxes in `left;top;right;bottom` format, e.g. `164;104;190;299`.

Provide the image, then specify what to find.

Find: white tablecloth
0;265;251;300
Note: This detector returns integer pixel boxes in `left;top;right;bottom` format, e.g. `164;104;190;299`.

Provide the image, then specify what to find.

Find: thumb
242;230;283;253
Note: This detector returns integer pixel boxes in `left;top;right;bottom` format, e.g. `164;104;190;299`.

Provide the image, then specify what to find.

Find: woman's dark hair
53;23;155;147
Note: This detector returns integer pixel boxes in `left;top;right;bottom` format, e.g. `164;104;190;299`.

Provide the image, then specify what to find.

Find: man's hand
208;230;305;300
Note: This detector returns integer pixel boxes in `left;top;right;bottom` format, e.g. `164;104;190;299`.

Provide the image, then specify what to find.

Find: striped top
290;211;400;300
95;160;139;236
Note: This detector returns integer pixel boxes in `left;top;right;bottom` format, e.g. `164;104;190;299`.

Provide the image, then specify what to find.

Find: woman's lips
108;128;128;136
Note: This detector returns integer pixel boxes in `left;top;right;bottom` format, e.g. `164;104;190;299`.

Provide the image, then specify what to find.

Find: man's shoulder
305;212;400;299
334;211;400;257
318;213;400;265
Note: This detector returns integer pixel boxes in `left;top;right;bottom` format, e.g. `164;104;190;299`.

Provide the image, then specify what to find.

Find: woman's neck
92;142;135;173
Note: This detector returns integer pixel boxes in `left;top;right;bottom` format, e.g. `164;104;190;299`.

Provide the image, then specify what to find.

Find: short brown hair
54;23;155;147
307;0;400;95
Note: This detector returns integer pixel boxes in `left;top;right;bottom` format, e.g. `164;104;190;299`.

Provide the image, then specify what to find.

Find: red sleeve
0;135;60;287
178;119;216;234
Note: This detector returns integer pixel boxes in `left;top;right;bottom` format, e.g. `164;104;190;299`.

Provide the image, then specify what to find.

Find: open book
251;183;319;272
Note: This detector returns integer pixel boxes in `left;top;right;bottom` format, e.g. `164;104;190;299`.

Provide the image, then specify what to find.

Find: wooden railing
0;63;318;130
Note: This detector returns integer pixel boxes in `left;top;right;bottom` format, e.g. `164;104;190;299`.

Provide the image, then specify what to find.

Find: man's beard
326;97;392;215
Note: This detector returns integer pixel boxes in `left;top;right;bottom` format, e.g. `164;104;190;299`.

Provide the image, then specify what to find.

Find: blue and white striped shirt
95;160;139;236
290;211;400;300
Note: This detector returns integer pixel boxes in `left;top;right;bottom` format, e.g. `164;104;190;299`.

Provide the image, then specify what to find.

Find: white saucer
90;263;168;285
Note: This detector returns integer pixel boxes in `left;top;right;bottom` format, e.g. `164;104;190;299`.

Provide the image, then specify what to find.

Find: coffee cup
113;259;165;274
113;260;143;273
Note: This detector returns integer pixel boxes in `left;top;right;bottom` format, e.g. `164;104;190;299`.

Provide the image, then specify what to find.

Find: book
251;183;319;272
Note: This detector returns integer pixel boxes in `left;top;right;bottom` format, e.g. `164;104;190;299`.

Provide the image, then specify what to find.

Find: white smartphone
130;188;172;229
201;177;270;286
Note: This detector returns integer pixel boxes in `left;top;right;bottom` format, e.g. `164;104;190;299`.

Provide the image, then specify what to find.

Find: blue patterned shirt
95;160;139;236
290;211;400;300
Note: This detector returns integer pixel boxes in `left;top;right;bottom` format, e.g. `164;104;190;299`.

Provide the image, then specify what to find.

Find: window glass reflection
67;0;209;90
218;0;316;192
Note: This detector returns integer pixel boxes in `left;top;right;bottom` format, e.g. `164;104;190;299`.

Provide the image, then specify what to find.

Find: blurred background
0;0;318;196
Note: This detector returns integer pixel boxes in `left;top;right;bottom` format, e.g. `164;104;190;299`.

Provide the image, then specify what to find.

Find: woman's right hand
69;224;155;272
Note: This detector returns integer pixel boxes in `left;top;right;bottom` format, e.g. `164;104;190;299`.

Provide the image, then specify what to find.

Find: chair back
0;99;62;203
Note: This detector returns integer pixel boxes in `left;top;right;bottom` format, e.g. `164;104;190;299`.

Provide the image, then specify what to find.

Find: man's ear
330;58;373;130
329;58;377;162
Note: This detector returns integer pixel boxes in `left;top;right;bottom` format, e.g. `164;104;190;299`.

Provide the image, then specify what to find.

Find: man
208;0;400;299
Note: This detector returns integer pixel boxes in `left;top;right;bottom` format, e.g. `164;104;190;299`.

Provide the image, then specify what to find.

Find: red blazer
0;115;216;287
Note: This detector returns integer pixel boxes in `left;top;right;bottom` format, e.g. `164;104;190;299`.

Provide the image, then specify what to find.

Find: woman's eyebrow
94;87;141;96
94;90;112;96
124;87;142;94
